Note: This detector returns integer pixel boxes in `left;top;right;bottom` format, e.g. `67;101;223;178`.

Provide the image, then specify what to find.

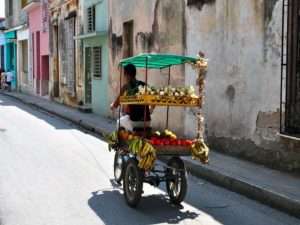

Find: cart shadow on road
88;187;199;225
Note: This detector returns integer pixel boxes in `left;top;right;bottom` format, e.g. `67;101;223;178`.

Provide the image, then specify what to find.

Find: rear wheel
123;159;143;207
166;157;187;205
114;151;124;184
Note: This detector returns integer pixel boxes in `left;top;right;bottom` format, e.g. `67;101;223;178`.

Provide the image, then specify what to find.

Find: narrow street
0;94;299;225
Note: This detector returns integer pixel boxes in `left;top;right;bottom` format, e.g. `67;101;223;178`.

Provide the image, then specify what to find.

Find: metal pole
143;57;148;136
166;66;171;129
118;66;122;131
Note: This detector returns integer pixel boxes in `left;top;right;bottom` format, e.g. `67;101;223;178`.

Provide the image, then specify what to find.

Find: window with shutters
66;17;76;94
92;47;102;79
123;20;134;58
87;6;96;33
8;1;13;16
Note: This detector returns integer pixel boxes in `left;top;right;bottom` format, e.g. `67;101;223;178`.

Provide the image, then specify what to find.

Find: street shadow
0;94;73;130
88;188;199;225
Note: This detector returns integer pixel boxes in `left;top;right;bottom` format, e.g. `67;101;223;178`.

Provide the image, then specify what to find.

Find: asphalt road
0;94;299;225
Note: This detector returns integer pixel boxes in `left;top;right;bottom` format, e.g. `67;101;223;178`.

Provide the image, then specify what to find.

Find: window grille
87;6;96;33
92;47;102;79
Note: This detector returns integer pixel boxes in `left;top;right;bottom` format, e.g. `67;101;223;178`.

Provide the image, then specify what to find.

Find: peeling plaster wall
49;0;83;106
4;0;24;28
185;0;300;171
109;0;187;133
109;0;299;171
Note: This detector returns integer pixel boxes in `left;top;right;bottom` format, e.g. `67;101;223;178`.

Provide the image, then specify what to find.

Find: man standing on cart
110;64;153;131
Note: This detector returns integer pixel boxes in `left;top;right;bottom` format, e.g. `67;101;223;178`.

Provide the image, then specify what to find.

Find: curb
1;91;300;219
181;159;300;219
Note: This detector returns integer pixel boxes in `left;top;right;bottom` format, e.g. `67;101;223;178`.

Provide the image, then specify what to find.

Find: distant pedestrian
5;71;13;91
0;68;3;89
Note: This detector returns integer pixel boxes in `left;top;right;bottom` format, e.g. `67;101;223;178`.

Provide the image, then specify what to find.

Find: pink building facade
25;0;50;96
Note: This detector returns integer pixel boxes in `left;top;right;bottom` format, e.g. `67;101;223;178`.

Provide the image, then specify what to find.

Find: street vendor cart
108;53;209;208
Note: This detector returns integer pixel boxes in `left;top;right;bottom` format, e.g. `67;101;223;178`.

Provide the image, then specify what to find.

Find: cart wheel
114;151;124;184
166;157;187;205
123;159;143;208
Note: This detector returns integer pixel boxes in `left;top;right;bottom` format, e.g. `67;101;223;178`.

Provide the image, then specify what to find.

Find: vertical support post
197;62;206;140
166;66;171;129
143;57;148;136
118;66;122;131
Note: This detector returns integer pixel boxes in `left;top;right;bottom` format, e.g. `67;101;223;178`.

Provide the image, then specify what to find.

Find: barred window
87;6;96;33
92;47;102;79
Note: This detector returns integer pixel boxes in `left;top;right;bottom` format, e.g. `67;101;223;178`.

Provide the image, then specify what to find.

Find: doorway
41;55;49;96
36;31;40;95
85;47;92;104
123;20;134;58
53;25;60;97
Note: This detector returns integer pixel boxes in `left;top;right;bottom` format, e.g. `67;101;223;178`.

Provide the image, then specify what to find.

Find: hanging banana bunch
191;139;209;164
137;141;157;171
189;52;210;163
128;138;143;155
128;138;157;171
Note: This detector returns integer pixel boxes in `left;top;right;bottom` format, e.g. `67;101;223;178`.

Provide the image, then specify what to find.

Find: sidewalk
1;91;300;219
0;91;115;136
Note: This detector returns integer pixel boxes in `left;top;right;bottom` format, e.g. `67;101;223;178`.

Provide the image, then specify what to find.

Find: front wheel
123;159;143;208
114;151;124;184
166;157;187;205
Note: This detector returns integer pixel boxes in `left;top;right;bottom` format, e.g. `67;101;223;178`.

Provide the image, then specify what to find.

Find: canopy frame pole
143;56;149;137
197;61;206;140
166;66;171;129
118;66;122;131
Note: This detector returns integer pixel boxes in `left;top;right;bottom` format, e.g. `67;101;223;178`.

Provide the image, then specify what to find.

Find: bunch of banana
128;138;143;155
163;129;177;139
191;139;209;164
106;131;118;151
137;142;157;171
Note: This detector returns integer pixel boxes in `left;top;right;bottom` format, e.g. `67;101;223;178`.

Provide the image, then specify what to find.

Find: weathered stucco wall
185;0;300;171
4;0;23;28
109;0;299;171
49;0;83;106
109;0;187;133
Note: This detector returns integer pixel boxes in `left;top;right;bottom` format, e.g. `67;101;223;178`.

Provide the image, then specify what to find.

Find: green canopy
119;53;198;69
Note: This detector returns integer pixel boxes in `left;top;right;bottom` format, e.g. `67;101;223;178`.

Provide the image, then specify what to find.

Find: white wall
17;28;33;94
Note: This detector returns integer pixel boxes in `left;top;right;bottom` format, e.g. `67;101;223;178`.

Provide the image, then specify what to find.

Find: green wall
83;0;108;32
82;0;109;116
83;36;109;116
4;31;17;89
